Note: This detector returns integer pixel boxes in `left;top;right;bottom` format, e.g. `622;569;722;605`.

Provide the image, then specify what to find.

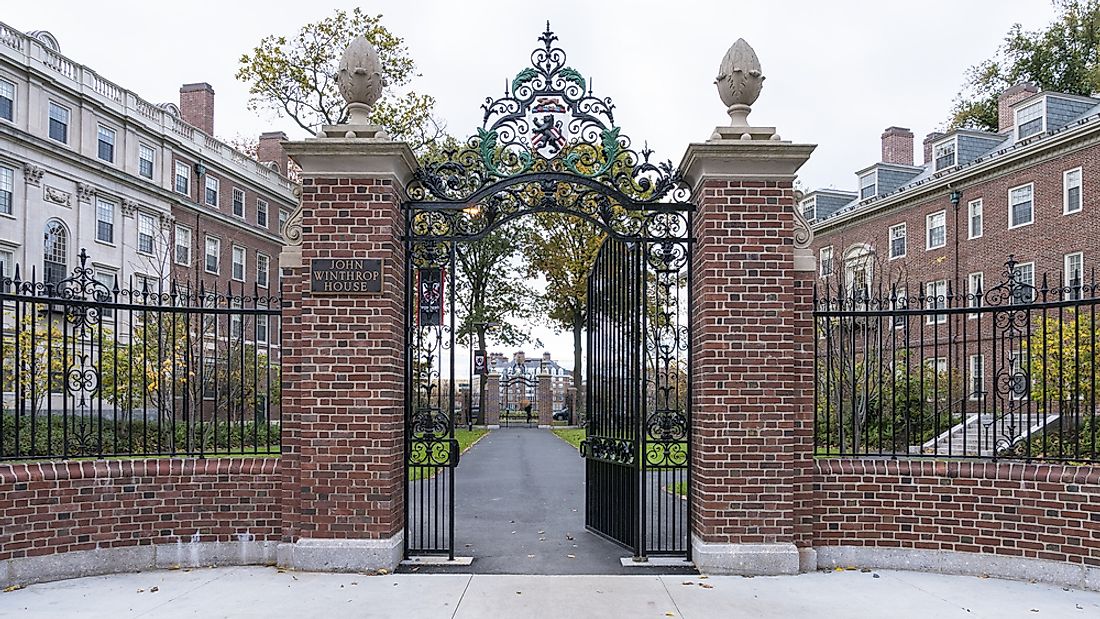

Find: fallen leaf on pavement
567;554;576;559
698;583;713;589
3;585;23;593
150;587;159;593
681;581;693;586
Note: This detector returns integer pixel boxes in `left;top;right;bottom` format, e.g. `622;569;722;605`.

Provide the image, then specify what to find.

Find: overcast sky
7;0;1059;369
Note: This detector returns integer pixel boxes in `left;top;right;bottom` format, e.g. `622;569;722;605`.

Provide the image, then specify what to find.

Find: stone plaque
310;258;382;294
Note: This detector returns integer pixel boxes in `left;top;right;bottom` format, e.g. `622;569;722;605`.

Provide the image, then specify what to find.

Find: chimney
998;82;1040;133
257;131;289;173
880;126;914;166
514;351;526;365
542;352;551;361
179;83;215;135
923;132;946;165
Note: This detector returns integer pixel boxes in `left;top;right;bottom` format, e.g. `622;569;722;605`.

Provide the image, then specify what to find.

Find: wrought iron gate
580;234;691;558
403;24;692;559
500;366;538;427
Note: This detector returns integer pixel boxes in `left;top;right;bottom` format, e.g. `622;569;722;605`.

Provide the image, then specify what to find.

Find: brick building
807;82;1100;455
0;23;295;304
486;350;573;412
807;81;1099;296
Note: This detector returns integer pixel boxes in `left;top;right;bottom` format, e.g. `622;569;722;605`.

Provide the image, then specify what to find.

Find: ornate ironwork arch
402;24;693;560
404;22;693;243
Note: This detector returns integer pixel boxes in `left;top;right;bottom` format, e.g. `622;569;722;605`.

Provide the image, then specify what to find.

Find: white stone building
0;23;295;295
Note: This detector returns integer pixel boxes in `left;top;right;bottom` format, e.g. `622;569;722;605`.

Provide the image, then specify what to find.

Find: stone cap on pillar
681;37;816;189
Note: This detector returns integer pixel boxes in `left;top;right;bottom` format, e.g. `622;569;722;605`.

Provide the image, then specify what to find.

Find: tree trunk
573;312;583;426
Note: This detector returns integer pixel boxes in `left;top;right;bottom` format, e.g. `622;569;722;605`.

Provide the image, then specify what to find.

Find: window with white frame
819;246;833;277
95;197;115;244
1009;184;1034;228
1013;261;1035;304
43;219;67;285
844;246;874;302
232;246;246;281
256;304;268;343
137;213;156;255
97;125;116;163
859;171;877;200
1064;168;1082;214
926;357;948;374
91;270;116;318
175;224;192;266
892;285;907;329
138;144;155;179
968;271;984;318
205;236;220;273
968;199;983;239
926;279;948;324
968;354;984;400
0;165;12;216
230;299;243;339
0;78;13;122
174;161;190;195
1016;100;1044;139
232;187;245;217
205;176;219;207
257;199;269;228
0;247;13;279
889;223;906;259
926;210;946;250
1010;350;1030;399
279;209;288;234
1065;251;1084;300
933;140;956;171
801;197;816;222
48;101;69;143
256;253;270;288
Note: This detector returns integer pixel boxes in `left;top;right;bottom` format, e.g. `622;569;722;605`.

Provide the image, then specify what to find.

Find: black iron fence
0;249;282;461
814;257;1099;463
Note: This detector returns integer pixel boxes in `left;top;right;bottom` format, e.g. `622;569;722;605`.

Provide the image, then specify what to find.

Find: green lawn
409;428;488;480
552;427;586;450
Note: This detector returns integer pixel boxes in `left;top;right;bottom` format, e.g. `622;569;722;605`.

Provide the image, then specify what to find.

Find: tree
949;1;1100;130
0;311;66;416
453;223;535;423
521;214;605;420
236;8;444;151
1027;309;1099;403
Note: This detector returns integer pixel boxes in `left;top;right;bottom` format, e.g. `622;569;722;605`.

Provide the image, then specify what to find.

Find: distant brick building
487;350;572;412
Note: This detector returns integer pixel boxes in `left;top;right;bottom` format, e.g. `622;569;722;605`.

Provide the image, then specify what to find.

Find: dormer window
1016;100;1044;139
933;139;956;171
859;171;877;200
801;197;816;222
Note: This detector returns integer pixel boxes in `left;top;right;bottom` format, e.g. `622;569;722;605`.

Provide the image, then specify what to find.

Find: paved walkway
3;566;1098;618
422;427;685;575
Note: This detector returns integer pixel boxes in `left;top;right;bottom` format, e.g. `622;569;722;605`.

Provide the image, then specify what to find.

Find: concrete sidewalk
2;566;1098;618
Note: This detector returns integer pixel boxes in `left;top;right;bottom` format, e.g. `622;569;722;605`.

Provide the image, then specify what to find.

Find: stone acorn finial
715;38;765;128
337;36;386;126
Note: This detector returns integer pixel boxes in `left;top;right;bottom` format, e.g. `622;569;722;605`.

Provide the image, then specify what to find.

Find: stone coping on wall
815;457;1100;484
0;456;280;483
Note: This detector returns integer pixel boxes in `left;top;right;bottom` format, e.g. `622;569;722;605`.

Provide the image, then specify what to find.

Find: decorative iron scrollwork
579;436;636;465
405;24;692;243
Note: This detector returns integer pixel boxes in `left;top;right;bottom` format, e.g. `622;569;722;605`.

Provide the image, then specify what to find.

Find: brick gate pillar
275;50;416;571
679;38;817;575
484;374;501;428
537;372;553;427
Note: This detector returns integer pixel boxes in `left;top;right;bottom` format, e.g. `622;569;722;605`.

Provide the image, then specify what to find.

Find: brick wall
691;178;811;545
280;176;405;542
814;459;1100;568
0;458;279;563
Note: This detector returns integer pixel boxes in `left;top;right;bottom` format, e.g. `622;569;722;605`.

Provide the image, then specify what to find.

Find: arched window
43;219;67;284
